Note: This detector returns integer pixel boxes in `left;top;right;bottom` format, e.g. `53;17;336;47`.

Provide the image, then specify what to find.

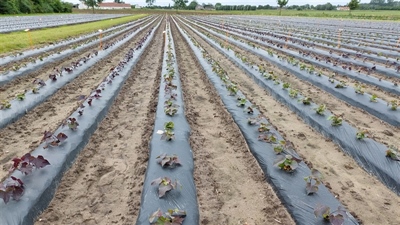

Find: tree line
0;0;73;14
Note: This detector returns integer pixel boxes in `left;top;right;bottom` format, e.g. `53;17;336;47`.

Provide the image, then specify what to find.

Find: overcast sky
66;0;369;7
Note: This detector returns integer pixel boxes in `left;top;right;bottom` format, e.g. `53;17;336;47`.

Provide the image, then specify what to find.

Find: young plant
227;83;238;96
314;104;326;115
248;115;263;125
282;82;291;89
258;122;270;132
356;130;369;140
237;97;247;107
41;131;68;148
274;154;300;172
314;204;348;225
244;106;255;114
0;176;24;204
328;114;343;126
0;100;11;110
289;89;298;98
387;100;398;110
258;132;278;143
149;208;186;225
335;80;347;89
304;169;323;195
157;129;175;141
164;121;174;130
370;94;378;102
164;104;179;116
10;153;50;175
299;97;312;105
273;140;289;154
354;83;365;95
16;92;25;101
66;118;79;130
386;145;400;161
156;153;181;168
151;177;181;198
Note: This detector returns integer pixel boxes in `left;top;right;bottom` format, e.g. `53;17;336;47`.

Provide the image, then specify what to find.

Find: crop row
0;17;160;129
173;16;359;225
0;19;161;225
0;14;129;33
177;16;400;196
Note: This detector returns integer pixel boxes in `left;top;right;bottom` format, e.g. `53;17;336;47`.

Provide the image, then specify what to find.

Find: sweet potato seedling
314;204;348;225
370;94;378;102
314;104;326;115
0;100;11;110
0;176;24;204
289;89;298;98
299;97;312;105
16;92;25;101
149;208;186;225
237;97;247;107
328;114;343;126
151;177;181;198
274;154;301;172
354;83;365;95
304;169;323;195
42;131;68;148
356;130;369;140
156;153;181;168
387;100;398;110
10;153;50;175
386;145;400;161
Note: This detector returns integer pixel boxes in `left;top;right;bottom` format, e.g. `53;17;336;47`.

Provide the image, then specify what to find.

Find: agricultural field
0;14;129;33
0;13;399;225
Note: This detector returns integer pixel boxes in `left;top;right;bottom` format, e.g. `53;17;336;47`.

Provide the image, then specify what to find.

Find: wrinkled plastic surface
0;21;160;225
0;16;156;86
0;16;152;67
136;22;199;225
189;18;400;97
187;19;400;126
178;18;400;196
0;18;157;129
174;17;359;225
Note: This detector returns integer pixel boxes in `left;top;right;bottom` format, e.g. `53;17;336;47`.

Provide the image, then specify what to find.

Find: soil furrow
0;21;159;181
183;18;400;149
189;19;400;100
34;19;165;225
0;18;156;101
171;19;295;225
178;18;400;225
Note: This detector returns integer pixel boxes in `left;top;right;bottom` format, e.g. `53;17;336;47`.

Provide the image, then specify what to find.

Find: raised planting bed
136;21;198;225
0;16;158;87
173;16;359;225
0;15;153;67
181;18;400;127
188;17;400;96
0;20;161;225
176;16;400;196
0;17;160;129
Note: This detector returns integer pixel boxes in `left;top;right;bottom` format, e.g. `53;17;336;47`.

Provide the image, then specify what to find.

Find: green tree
146;0;155;6
172;0;188;10
348;0;360;14
187;1;198;10
83;0;103;13
277;0;288;15
215;2;221;9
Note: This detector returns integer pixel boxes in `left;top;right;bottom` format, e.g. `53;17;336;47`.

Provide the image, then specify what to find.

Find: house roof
98;2;131;7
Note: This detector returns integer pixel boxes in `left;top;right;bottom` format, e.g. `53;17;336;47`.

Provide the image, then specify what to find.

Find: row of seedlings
0;23;160;225
0;17;161;129
173;17;358;225
136;21;198;225
176;17;400;196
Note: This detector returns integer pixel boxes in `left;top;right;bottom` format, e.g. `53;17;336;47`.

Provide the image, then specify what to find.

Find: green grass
0;14;147;54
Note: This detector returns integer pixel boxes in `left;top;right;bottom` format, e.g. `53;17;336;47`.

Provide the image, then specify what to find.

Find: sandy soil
0;19;155;101
0;22;158;181
171;21;295;225
187;19;400;148
34;20;165;225
177;18;400;225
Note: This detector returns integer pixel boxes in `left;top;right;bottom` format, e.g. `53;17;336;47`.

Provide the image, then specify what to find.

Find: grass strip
0;14;146;54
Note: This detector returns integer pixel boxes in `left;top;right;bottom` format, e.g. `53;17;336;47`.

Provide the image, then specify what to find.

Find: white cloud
66;0;368;7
